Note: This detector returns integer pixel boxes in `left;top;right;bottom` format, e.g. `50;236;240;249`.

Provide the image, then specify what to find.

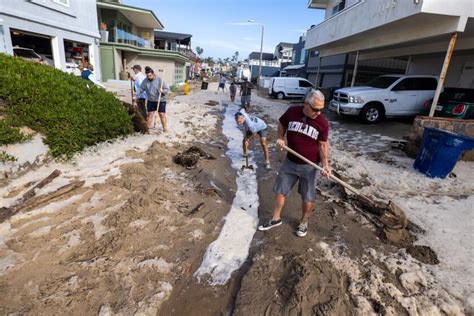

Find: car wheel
276;92;285;100
361;104;383;123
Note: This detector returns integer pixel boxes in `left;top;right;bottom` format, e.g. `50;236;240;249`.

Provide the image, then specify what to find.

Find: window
300;48;306;64
366;76;399;89
175;63;184;85
415;78;437;90
331;0;345;15
392;78;417;91
299;80;313;88
53;0;69;7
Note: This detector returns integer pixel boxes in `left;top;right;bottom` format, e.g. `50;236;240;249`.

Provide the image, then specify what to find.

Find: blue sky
123;0;325;60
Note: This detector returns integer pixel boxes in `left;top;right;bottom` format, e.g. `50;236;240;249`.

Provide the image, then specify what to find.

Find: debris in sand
406;245;439;265
205;100;219;106
0;180;85;223
173;146;215;169
189;202;205;215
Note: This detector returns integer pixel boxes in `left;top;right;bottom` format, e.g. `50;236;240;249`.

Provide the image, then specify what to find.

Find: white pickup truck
329;75;438;123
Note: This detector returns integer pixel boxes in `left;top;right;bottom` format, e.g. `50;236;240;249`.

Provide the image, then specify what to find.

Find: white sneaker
265;161;271;170
296;222;308;237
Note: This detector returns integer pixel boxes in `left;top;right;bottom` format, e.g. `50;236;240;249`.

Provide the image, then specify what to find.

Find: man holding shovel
235;108;271;170
140;67;169;131
258;89;331;237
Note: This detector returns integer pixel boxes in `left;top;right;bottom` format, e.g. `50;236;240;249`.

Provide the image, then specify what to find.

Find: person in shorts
258;89;331;237
229;81;237;103
140;67;170;131
240;77;253;107
235;108;271;170
218;74;226;93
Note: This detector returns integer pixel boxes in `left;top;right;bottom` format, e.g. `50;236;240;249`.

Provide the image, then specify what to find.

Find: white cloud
225;22;254;26
241;37;256;41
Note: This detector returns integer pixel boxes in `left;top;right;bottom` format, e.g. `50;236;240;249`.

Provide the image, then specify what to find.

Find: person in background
218;74;226;93
229;81;237;103
131;64;147;120
80;63;105;89
140;67;170;131
235;108;271;170
240;77;253;107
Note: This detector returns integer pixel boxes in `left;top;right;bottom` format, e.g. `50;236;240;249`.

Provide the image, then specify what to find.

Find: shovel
282;145;407;217
241;142;254;171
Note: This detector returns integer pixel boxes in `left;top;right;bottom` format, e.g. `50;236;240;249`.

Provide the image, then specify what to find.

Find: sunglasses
305;102;324;113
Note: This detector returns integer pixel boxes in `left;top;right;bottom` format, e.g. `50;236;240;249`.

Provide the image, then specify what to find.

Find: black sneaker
296;223;308;237
258;219;282;231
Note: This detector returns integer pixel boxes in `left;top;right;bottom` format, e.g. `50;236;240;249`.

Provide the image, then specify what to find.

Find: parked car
268;77;314;99
13;47;48;65
329;75;438;123
422;88;474;119
39;54;54;67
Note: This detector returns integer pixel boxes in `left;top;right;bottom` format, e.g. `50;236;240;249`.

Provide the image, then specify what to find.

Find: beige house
97;0;190;85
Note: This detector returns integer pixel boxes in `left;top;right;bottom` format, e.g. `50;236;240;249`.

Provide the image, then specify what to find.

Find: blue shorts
147;101;166;113
273;158;317;202
158;101;166;113
246;128;268;138
147;101;158;112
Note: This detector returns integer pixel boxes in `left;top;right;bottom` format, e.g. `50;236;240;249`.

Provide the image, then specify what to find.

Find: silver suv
329;75;438;123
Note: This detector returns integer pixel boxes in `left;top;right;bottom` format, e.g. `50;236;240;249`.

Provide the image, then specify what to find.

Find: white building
306;0;474;89
0;0;101;79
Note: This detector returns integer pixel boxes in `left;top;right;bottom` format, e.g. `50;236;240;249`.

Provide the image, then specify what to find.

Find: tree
232;51;239;63
196;46;204;57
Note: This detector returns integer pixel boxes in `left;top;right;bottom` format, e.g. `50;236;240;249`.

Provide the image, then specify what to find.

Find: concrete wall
123;53;175;84
408;52;474;88
306;0;472;56
0;0;101;79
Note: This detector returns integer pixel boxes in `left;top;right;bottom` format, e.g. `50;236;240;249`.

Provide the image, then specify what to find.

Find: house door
100;46;115;81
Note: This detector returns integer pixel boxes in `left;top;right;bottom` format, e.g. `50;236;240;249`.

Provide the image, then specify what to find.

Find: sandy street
1;82;473;315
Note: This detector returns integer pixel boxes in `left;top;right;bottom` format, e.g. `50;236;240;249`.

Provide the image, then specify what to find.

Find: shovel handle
282;145;362;196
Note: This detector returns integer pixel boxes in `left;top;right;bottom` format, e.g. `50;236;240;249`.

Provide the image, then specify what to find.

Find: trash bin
201;81;208;90
413;127;474;178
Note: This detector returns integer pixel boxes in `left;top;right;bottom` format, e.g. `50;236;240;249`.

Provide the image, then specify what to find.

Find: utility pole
249;20;265;89
258;24;264;89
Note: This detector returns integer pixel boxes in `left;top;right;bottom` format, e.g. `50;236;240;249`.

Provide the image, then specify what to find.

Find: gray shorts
241;95;251;105
246;128;267;138
273;158;317;202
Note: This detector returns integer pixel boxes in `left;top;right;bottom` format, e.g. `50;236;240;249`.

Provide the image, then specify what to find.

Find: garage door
321;73;342;88
10;29;54;66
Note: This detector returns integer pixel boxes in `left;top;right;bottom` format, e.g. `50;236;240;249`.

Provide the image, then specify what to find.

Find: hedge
0;54;133;158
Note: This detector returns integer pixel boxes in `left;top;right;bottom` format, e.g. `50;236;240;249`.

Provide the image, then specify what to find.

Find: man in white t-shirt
131;65;147;120
235;108;271;170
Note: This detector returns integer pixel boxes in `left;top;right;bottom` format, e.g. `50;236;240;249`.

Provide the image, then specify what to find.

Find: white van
268;77;314;99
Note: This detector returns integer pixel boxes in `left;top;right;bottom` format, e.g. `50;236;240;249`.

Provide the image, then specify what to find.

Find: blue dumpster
414;127;474;178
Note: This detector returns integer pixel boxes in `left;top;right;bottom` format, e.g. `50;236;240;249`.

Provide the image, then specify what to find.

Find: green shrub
0;54;133;158
0;120;31;145
0;150;17;163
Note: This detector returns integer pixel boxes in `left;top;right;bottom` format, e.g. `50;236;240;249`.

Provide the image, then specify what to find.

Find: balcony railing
115;28;153;49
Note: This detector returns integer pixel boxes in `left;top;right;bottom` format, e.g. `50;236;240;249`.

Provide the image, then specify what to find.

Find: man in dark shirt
258;89;331;237
240;77;253;107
